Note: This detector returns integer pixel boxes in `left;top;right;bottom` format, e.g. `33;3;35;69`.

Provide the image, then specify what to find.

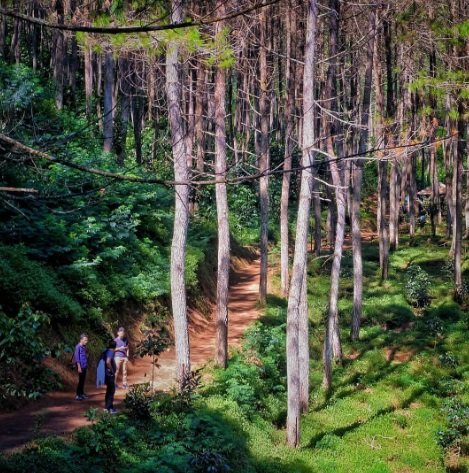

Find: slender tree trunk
53;1;64;109
299;263;309;413
389;157;398;249
258;8;271;305
379;160;389;280
313;176;322;257
214;1;230;369
286;0;317;448
323;0;343;391
0;0;6;60
454;104;465;301
166;0;191;387
280;0;296;297
84;45;93;116
116;56;130;165
103;48;114;153
350;9;377;341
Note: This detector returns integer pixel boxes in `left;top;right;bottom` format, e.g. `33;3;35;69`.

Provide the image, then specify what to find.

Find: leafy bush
437;399;469;449
211;318;287;419
0;305;60;408
405;265;431;307
0;245;83;318
188;449;231;473
124;383;154;420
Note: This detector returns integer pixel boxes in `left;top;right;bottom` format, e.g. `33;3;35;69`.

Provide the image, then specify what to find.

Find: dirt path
0;258;260;453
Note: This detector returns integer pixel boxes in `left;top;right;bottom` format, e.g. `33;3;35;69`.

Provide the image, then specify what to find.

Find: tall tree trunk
0;0;6;60
454;103;465;301
116;56;130;165
286;0;317;448
280;0;296;297
299;263;309;413
214;1;230;369
103;48;114;153
389;156;399;250
84;45;93;116
379;160;389;280
350;8;377;341
313;176;322;257
166;0;191;387
258;8;271;305
323;0;343;391
53;0;64;110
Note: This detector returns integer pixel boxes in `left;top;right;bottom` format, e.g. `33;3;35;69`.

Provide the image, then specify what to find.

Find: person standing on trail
74;334;89;401
104;339;117;414
114;327;129;389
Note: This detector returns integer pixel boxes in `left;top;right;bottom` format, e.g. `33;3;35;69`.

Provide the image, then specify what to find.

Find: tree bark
103;48;114;153
323;0;343;391
286;0;317;448
454;103;465;301
166;0;191;387
280;0;296;297
258;7;271;305
350;8;377;341
214;1;230;369
53;0;64;110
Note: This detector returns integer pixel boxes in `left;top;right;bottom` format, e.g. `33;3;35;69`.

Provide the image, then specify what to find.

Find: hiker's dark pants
76;368;87;396
105;373;116;410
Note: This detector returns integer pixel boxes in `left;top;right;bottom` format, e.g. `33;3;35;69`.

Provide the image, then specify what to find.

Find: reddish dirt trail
0;258;260;453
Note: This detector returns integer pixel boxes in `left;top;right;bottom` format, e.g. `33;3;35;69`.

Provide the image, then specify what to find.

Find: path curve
0;258;260;453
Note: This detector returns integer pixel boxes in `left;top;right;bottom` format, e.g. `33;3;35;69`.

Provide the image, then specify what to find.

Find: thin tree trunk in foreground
454;103;465;301
286;0;317;448
258;7;271;305
323;0;343;391
103;48;114;153
214;1;230;368
166;0;190;387
350;9;376;341
280;0;296;297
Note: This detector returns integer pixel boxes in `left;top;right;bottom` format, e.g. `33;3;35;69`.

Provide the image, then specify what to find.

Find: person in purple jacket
74;334;89;400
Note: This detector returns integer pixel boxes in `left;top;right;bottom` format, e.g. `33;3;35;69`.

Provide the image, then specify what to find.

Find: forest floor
0;257;260;453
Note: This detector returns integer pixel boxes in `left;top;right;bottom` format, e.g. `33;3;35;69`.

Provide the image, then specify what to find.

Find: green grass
206;237;468;473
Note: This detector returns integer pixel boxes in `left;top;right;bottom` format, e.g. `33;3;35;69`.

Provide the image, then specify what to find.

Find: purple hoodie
74;343;88;369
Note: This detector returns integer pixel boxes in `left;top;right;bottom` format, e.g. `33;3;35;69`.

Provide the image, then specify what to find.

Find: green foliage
211;310;287;421
405;265;431;307
0;245;82;318
124;383;154;420
188;449;231;473
437;399;469;449
0;305;60;408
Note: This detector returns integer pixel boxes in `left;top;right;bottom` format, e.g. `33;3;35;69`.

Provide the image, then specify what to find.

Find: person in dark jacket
104;339;117;414
74;334;89;401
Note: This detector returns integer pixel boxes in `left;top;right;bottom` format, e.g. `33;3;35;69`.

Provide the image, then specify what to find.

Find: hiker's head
108;339;117;350
79;334;88;345
117;327;125;338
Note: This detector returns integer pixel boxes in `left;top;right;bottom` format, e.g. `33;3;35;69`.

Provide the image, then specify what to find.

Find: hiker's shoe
81;394;89;399
104;408;118;415
122;384;129;390
75;395;84;401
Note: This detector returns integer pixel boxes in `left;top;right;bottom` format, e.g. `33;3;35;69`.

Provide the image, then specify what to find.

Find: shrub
188;449;231;473
124;383;153;420
405;265;431;308
211;320;286;417
437;399;469;449
0;305;60;408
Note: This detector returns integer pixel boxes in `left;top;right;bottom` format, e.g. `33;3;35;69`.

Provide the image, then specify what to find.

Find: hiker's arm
106;356;113;371
77;362;82;373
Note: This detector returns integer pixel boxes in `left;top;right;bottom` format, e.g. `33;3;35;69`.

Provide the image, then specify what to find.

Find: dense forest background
0;0;468;472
